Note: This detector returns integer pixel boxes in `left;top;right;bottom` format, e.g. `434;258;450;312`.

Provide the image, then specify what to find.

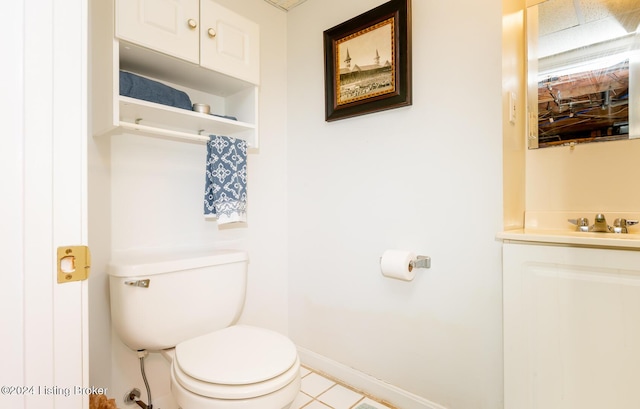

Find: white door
116;0;200;64
200;0;260;84
0;1;89;408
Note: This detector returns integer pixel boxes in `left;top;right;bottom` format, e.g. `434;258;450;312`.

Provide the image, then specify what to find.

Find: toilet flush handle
124;279;150;288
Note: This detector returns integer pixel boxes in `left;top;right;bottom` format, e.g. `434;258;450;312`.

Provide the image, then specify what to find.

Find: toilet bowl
107;248;301;409
163;325;301;409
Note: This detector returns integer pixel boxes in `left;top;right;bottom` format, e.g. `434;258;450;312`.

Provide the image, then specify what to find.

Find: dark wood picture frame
324;0;412;122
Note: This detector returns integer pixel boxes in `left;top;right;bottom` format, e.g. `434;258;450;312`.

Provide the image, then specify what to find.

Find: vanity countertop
497;211;640;250
497;228;640;249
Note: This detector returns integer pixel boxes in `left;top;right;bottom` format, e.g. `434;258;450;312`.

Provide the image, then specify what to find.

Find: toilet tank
107;248;248;351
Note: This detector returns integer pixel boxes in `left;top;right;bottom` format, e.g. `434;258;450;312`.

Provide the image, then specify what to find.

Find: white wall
287;1;504;408
526;139;640;212
212;0;290;335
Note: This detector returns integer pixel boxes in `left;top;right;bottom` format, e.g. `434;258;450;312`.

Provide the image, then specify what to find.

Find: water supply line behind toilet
125;350;153;409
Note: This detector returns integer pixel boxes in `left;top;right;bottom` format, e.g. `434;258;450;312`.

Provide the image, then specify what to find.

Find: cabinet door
503;243;640;409
116;0;199;64
200;0;260;84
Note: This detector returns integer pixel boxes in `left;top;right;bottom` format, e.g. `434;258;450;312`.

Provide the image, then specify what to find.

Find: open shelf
118;96;256;146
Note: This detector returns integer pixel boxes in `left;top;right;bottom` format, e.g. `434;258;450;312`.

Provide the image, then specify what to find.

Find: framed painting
323;0;412;121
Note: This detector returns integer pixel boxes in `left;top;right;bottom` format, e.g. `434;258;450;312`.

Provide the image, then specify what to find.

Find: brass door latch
57;245;91;283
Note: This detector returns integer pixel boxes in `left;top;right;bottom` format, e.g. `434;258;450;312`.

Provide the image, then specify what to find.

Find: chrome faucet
568;213;638;233
590;213;610;232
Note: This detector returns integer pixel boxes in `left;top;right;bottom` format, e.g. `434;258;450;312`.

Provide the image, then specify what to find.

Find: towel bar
119;120;253;147
121;121;210;143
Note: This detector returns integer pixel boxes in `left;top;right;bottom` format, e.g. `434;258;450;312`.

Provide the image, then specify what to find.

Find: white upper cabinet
116;0;200;64
200;0;260;85
115;0;259;85
93;0;260;148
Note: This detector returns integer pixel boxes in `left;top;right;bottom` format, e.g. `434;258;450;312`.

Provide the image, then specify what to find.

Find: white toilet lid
175;325;298;385
173;355;300;399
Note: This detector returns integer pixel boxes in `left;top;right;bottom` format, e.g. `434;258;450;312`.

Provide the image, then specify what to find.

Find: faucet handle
613;218;639;233
568;217;589;232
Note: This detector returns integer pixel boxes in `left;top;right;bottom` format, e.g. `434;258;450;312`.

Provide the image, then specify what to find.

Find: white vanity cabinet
503;241;640;409
92;0;260;148
115;0;260;85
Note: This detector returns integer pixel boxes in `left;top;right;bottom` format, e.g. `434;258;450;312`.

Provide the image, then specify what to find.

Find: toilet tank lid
107;248;248;277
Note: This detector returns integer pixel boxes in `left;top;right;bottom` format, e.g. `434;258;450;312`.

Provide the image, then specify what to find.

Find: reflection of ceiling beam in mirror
539;32;637;74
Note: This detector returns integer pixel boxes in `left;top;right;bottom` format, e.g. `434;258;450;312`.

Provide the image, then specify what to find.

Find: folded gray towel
119;71;192;110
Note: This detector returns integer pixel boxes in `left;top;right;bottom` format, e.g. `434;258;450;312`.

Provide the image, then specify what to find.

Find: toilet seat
173;325;300;399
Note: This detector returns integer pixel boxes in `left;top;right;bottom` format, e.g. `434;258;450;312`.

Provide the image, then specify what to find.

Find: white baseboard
297;347;448;409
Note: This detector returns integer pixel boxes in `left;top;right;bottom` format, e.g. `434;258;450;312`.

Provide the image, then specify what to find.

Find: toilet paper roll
380;249;416;281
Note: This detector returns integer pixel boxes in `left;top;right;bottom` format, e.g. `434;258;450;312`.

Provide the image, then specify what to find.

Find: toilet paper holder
379;254;431;270
410;255;431;270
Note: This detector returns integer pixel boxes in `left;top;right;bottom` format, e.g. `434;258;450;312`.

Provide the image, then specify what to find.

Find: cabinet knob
208;28;216;38
188;18;197;29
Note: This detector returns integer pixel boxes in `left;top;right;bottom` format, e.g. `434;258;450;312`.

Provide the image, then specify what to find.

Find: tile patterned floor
292;366;397;409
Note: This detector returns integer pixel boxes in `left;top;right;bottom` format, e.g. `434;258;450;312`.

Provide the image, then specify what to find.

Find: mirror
527;0;640;148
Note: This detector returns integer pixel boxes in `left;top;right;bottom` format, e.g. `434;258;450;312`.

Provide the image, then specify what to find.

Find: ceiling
263;0;309;11
538;0;640;57
539;0;640;35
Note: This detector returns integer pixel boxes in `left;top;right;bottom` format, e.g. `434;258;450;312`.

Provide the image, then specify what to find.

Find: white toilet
107;248;301;409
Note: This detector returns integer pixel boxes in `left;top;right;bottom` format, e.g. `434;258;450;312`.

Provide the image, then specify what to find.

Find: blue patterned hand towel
204;135;248;224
